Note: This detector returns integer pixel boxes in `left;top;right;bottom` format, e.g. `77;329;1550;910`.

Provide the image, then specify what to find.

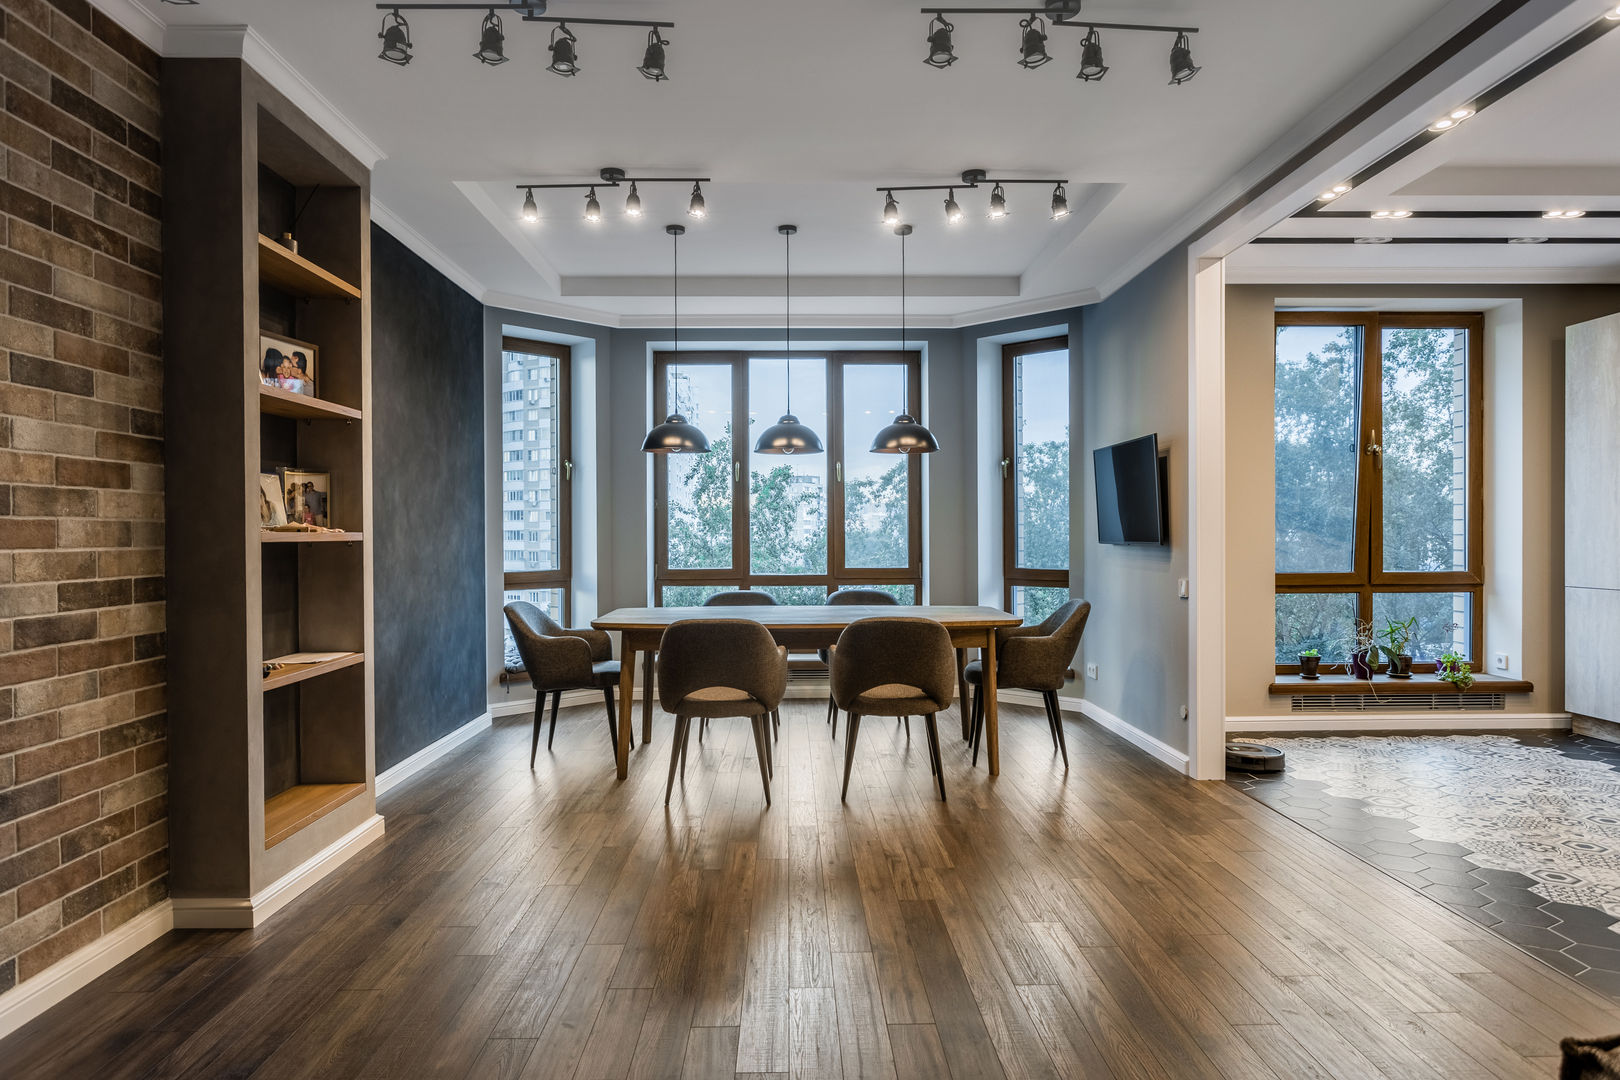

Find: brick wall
0;0;164;994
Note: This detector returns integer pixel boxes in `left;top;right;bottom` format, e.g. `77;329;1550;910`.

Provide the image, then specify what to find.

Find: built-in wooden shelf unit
259;382;363;422
261;531;365;544
265;783;368;848
257;233;364;301
263;651;366;692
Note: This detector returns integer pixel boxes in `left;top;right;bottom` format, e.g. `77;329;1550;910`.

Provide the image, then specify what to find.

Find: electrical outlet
1494;652;1509;672
1085;663;1099;680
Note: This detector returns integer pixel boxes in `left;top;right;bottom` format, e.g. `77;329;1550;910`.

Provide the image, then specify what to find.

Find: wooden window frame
1273;312;1484;674
500;337;572;622
1002;336;1071;612
652;350;924;603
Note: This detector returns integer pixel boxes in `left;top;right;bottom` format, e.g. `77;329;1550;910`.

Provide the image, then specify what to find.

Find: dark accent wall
370;225;484;772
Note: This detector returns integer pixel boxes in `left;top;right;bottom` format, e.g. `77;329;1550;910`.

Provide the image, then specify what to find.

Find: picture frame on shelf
258;471;288;527
282;469;332;528
259;332;318;398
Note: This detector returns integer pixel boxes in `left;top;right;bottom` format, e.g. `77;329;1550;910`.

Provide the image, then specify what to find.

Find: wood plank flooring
3;699;1615;1079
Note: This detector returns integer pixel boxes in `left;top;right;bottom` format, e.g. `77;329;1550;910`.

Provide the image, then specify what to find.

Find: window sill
1269;673;1534;696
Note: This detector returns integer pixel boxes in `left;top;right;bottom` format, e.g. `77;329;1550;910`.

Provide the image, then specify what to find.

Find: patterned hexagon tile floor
1228;731;1620;1002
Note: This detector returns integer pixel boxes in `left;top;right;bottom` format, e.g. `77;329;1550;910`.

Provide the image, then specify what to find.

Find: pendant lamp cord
672;229;679;356
785;229;792;415
900;229;908;413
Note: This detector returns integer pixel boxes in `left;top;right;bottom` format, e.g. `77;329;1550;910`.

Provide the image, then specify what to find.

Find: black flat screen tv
1094;433;1166;545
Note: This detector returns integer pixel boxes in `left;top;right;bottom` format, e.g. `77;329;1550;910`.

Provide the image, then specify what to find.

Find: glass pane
1373;592;1471;662
660;585;729;607
502;587;565;668
1381;327;1469;573
748;357;828;576
1275;592;1357;663
501;350;562;577
843;365;911;569
755;584;831;606
1275;325;1363;573
665;364;734;571
1012;348;1070;571
1013;586;1070;627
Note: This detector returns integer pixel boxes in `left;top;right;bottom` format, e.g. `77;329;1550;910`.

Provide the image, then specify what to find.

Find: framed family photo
259;333;318;398
282;469;332;528
258;473;288;527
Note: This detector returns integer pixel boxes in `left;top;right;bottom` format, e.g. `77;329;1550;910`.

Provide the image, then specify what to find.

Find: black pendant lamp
474;9;509;65
755;225;825;456
642;225;710;454
871;224;940;455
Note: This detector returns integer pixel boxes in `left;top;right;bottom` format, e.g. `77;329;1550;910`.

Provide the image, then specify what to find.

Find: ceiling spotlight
1508;236;1548;244
1370;210;1412;219
1318;183;1352;201
1428;106;1474;131
1018;15;1052;69
1076;28;1108;81
624;182;643;218
474;10;509;66
1169;31;1201;84
925;14;957;68
548;23;579;76
1354;237;1393;244
584;187;601;223
988;184;1008;219
687;181;707;219
1609;4;1620;17
638;28;669;80
882;191;901;226
521;188;539;224
944;188;964;224
1543;209;1586;219
378;9;412;66
1051;183;1069;220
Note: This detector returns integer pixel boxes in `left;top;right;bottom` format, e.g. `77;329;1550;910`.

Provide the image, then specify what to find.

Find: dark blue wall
371;224;485;772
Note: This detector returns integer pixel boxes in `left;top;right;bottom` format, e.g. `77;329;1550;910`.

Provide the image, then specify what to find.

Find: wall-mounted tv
1094;433;1167;545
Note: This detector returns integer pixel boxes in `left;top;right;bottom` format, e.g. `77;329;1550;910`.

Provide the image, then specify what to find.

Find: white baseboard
993;690;1191;773
1226;713;1573;733
172;814;385;930
376;712;491;795
0;899;173;1040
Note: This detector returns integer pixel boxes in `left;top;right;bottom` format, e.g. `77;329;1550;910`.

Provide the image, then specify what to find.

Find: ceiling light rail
516;168;711;224
919;5;1199;81
375;3;674;76
876;169;1071;224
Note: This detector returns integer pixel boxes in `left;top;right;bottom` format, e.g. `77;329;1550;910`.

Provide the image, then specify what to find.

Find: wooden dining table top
592;604;1022;632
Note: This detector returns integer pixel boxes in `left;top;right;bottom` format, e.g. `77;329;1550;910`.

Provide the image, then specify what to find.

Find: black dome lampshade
872;224;940;455
756;225;825;457
474;10;509;65
643;224;710;454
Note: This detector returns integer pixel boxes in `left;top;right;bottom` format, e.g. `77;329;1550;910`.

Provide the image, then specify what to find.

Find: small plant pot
1349;649;1377;681
1298;655;1320;679
1387;653;1413;678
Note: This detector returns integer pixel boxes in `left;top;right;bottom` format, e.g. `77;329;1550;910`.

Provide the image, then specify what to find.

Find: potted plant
1342;620;1384;680
1439;651;1474;690
1379;616;1417;678
1297;648;1321;679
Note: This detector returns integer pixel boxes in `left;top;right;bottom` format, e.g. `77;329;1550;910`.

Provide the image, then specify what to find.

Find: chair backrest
1043;598;1092;657
827;588;900;606
504;601;562;670
656;618;787;712
703;590;779;607
1000;598;1093;691
829;617;955;712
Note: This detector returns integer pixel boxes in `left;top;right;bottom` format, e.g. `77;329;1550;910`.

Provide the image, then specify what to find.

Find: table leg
956;649;970;740
616;646;635;780
984;633;1000;776
643;650;655;745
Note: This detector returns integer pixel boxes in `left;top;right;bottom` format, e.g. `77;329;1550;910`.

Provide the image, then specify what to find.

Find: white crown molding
371;200;488;301
1224;265;1620;286
561;275;1021;299
161;24;387;171
88;0;165;52
376;712;490;795
0;901;173;1040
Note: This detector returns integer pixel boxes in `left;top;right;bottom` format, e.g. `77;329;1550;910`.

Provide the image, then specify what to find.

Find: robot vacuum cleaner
1226;741;1286;773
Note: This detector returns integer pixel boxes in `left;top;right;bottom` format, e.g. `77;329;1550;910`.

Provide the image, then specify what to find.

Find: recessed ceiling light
1319;183;1352;201
1508;236;1548;244
1607;4;1620;19
1354;237;1393;244
1429;107;1475;132
1542;209;1586;219
1371;210;1412;219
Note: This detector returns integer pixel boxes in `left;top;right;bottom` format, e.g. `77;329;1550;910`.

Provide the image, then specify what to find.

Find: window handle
835;461;843;483
563;460;573;480
1365;430;1382;460
1000;457;1011;478
734;461;741;484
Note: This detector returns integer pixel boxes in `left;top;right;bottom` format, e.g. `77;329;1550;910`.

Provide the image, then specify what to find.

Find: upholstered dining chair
821;588;899;734
830;617;956;802
702;589;781;739
504;601;625;769
656;618;789;807
966;598;1091;768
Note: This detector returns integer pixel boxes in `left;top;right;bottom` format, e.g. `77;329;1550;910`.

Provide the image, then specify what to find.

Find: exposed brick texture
0;0;164;990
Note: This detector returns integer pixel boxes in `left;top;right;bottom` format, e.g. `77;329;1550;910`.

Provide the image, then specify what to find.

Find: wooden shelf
263;651;364;692
1270;673;1534;696
262;530;363;544
265;782;366;848
259;383;362;422
257;234;363;301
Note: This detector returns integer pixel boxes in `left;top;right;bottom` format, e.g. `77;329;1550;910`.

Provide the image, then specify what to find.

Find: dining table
591;604;1024;779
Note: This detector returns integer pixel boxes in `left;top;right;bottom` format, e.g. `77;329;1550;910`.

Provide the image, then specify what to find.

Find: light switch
1177;578;1189;599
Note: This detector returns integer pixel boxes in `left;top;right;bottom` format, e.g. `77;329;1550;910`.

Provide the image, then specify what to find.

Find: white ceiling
1231;18;1620;283
131;0;1475;321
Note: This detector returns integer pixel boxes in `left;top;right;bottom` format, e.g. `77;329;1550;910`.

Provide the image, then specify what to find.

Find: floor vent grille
1291;692;1505;712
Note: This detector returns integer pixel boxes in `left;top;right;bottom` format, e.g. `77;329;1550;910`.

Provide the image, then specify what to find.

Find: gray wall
372;224;486;771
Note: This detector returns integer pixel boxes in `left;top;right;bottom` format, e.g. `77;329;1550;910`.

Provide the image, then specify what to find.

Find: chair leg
750;714;772;807
772;708;780;741
827;696;838;740
841;713;862;803
970;686;984;769
664;714;689;806
547;690;562;751
530;691;545;768
603;688;619;754
925;713;946;801
763;714;774;779
1046;691;1068;768
679;711;693;777
902;716;910;737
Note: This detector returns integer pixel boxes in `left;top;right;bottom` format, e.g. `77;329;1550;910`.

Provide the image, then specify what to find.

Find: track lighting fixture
1076;27;1107;80
687;182;707;220
1018;15;1052;69
583;187;601;223
378;10;413;65
548;22;578;75
474;10;509;65
925;14;957;67
1169;31;1200;84
1353;237;1392;245
1318;183;1352;202
638;28;669;80
624;182;642;218
944;188;963;225
883;191;902;227
1427;107;1474;131
1370;210;1411;219
756;225;826;456
521;188;539;223
988;184;1008;219
1508;236;1548;244
872;224;940;455
1050;183;1069;219
516;169;713;230
643;224;710;454
1543;209;1585;219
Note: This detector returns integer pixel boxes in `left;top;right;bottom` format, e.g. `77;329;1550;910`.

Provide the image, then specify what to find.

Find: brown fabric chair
656;619;788;807
703;590;779;607
965;599;1091;768
830;617;956;802
504;601;625;768
821;588;900;733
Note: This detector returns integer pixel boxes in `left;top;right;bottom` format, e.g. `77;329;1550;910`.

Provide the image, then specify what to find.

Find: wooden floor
3;699;1615;1079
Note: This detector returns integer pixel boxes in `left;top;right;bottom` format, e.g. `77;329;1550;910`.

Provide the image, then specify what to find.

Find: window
1274;313;1483;671
654;351;922;605
1002;338;1071;625
501;338;570;623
